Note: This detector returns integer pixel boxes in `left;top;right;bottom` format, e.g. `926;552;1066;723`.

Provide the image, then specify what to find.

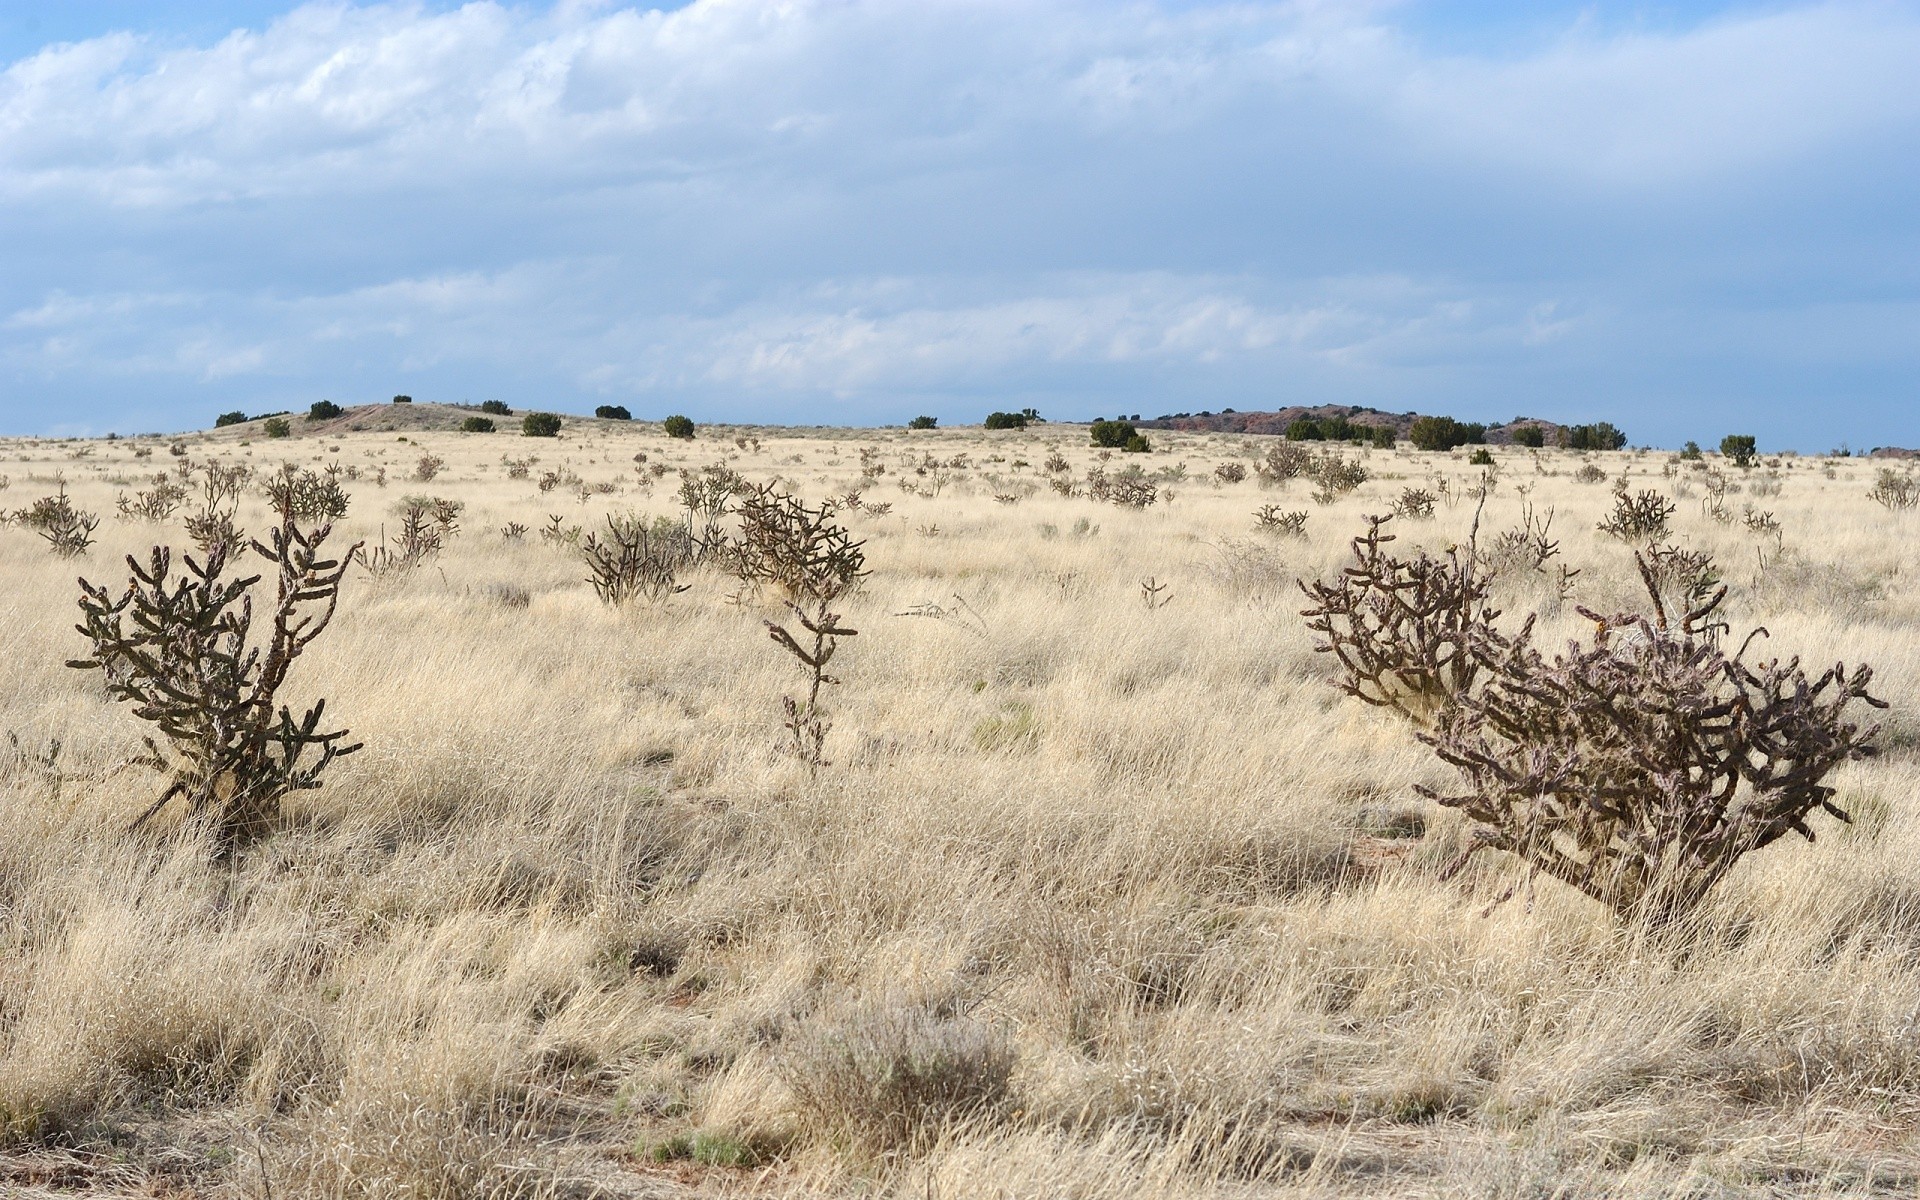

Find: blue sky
1;1;1915;447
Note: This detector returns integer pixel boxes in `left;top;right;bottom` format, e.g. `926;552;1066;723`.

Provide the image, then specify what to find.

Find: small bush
595;405;632;420
1254;505;1307;537
309;400;344;420
1422;556;1884;924
522;412;562;438
262;417;291;439
983;411;1027;429
1089;419;1138;449
1511;425;1545;448
1214;462;1247;483
413;453;445;482
1573;463;1609;484
22;486;100;557
662;414;695;440
1680;440;1704;461
582;514;691;606
1392;487;1437;520
460;416;496;433
1598;489;1675;543
1123;433;1151;453
214;410;249;427
70;468;363;847
1255;441;1313;485
1300;515;1508;723
1720;434;1757;467
907;415;938;430
1468;448;1494;466
391;394;412;404
780;1006;1014;1157
480;400;512;416
1868;468;1919;511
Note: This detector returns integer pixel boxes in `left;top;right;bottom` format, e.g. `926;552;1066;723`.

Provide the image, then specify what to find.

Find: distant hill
1131;404;1562;445
203;402;636;438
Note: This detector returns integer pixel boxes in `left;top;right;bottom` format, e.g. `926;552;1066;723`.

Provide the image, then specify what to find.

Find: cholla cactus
1420;554;1884;924
68;468;362;848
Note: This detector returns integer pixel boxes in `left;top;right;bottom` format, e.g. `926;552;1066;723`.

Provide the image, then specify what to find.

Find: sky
0;1;1916;447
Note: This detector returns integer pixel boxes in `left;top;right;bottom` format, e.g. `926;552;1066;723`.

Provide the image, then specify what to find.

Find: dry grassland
2;415;1919;1198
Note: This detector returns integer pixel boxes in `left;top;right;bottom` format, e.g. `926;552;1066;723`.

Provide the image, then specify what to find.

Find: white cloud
0;0;1917;443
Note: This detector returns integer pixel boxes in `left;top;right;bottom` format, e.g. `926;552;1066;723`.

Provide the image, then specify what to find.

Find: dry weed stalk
1420;554;1884;924
68;467;364;848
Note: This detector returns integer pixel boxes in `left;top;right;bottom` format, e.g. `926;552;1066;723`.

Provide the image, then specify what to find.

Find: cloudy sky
0;1;1915;447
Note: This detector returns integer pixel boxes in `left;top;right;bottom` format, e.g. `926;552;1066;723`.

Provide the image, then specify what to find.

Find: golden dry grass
2;415;1918;1197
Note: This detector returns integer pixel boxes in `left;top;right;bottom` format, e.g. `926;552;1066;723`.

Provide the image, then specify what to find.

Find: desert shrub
183;461;250;560
984;411;1027;429
214;411;248;428
780;1006;1014;1157
1300;515;1513;724
1468;448;1494;466
1572;463;1608;484
1421;555;1884;924
1305;452;1366;504
262;417;291;439
115;474;189;523
391;394;412;403
1868;469;1919;511
663;414;696;440
1089;419;1138;449
1392;488;1436;520
459;416;495;433
907;415;938;430
354;496;461;578
1254;441;1312;485
1680;440;1704;461
733;488;867;770
480;400;513;416
677;463;745;561
1598;489;1675;542
582;514;692;606
522;412;562;437
1123;433;1151;453
1084;466;1157;508
413;453;445;482
1721;434;1757;468
1253;505;1307;537
309;400;343;420
1408;415;1486;452
1512;425;1545;448
69;467;364;847
20;486;99;557
730;485;866;602
1214;462;1247;484
595;405;632;420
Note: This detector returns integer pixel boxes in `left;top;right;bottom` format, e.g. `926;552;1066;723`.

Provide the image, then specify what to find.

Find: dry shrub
729;484;867;600
780;1005;1014;1157
69;467;363;847
1253;441;1311;486
580;513;691;606
1867;467;1919;511
1299;515;1516;724
1597;488;1674;542
1421;554;1885;924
